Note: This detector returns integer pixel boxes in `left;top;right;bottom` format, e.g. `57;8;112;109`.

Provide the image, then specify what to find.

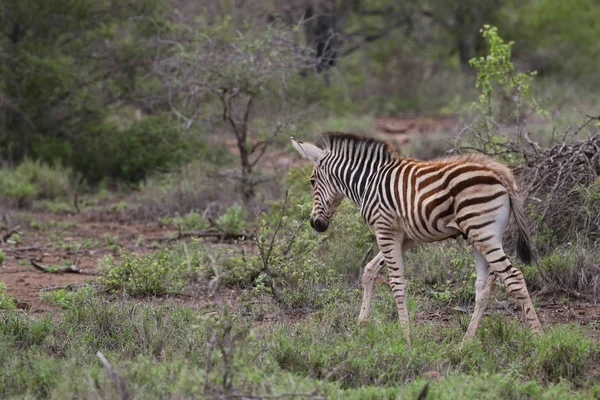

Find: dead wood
40;283;89;292
2;245;42;253
96;351;131;400
2;225;21;242
417;383;430;400
151;229;254;243
29;260;99;275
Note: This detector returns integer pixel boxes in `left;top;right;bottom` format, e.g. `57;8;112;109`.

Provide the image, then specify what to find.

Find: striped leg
465;248;498;338
376;232;410;327
358;251;385;325
359;239;416;326
482;246;541;333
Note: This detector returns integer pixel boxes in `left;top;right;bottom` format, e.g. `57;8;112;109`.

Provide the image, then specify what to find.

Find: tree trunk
237;136;255;201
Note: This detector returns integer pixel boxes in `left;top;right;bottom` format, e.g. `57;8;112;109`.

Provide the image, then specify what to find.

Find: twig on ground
150;229;254;243
2;225;21;242
96;351;131;400
417;383;430;400
29;259;99;275
2;245;41;253
40;283;89;292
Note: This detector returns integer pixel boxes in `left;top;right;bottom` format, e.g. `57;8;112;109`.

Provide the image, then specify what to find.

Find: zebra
291;132;541;338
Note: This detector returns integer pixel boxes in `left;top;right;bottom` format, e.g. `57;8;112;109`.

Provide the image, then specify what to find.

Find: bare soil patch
1;210;169;311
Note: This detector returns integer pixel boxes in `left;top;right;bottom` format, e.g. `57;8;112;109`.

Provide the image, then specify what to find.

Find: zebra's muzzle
310;217;329;233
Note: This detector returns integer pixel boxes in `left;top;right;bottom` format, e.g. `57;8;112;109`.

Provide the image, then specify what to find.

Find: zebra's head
291;137;344;233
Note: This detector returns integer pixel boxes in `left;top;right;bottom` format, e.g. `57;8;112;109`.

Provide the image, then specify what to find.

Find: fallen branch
29;260;99;275
150;229;254;243
97;351;131;400
2;225;21;242
2;245;42;253
40;283;89;292
417;383;430;400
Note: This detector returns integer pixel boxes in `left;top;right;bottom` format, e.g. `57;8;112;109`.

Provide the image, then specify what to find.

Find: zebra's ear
291;137;325;163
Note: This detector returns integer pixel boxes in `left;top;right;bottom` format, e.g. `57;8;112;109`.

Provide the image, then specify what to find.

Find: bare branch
97;351;131;400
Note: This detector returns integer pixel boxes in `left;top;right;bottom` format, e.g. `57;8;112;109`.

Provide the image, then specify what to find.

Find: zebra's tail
509;192;535;265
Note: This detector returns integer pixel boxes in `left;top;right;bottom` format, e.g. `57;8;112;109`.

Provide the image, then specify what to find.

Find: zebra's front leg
376;232;410;328
358;251;385;326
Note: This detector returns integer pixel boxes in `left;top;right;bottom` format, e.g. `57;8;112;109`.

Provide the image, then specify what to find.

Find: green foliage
0;160;73;206
0;282;16;311
512;0;600;77
469;25;544;121
0;290;598;399
41;285;94;309
271;302;597;388
99;249;187;296
74;116;192;184
0;0;170;183
533;325;596;383
216;204;248;234
160;211;211;231
405;241;477;305
521;243;600;299
0;250;5;265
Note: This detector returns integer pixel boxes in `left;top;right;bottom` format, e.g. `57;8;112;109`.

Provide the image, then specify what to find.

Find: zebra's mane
316;132;396;157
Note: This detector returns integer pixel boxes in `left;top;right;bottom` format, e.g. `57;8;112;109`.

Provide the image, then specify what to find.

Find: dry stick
2;225;21;242
40;283;88;292
151;229;253;243
417;383;430;400
2;245;41;253
96;351;131;400
255;190;289;304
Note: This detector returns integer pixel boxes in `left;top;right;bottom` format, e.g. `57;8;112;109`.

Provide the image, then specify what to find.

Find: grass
0;287;597;399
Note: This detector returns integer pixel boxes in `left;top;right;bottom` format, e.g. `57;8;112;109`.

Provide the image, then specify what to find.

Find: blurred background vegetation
2;0;598;186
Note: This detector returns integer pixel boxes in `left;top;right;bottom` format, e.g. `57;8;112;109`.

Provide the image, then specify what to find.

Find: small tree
157;24;315;201
452;25;546;159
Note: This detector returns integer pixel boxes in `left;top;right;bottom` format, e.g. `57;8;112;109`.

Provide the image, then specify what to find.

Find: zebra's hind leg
358;251;385;326
475;243;541;334
465;248;498;338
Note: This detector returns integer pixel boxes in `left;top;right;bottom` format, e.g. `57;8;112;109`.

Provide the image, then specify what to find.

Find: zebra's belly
402;212;461;243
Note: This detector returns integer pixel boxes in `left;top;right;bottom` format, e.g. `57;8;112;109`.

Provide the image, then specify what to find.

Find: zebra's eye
310;179;316;187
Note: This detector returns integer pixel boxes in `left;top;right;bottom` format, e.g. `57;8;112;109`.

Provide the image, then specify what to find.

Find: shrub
41;285;95;309
522;243;600;300
99;249;188;296
533;325;597;383
133;159;238;220
13;160;72;200
0;282;16;311
160;211;211;231
0;160;73;207
216;204;248;234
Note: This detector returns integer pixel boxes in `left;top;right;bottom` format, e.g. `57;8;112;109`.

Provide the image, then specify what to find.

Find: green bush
14;160;73;199
0;282;16;311
160;211;211;231
533;325;597;383
72;116;194;184
41;285;95;309
0;160;73;206
216;204;248;233
99;249;188;296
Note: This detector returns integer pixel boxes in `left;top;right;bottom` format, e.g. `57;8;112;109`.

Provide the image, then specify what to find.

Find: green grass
0;287;597;399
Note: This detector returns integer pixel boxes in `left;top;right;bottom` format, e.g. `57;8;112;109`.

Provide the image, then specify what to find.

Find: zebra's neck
325;142;394;206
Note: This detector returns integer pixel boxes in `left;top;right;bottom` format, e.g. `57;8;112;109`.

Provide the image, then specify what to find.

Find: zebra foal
291;132;541;338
